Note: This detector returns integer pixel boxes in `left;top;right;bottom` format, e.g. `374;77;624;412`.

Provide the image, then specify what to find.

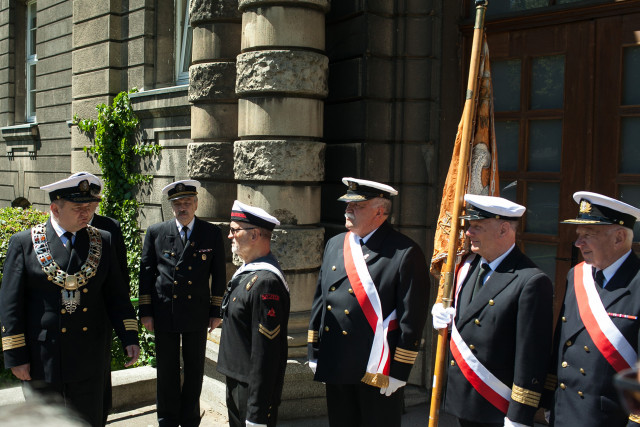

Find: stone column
187;0;241;223
70;0;124;173
235;0;329;357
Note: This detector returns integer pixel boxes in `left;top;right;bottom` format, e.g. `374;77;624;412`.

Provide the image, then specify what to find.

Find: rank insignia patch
246;275;258;291
267;308;276;317
261;294;280;301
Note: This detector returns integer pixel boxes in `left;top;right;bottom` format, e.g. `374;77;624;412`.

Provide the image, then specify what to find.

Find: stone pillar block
286;271;318;313
241;6;326;50
236;50;328;97
187;142;234;179
192;181;237;221
239;0;330;10
189;0;241;24
190;104;238;140
234;140;325;182
189;62;238;101
238;98;323;138
237;184;322;225
192;23;242;62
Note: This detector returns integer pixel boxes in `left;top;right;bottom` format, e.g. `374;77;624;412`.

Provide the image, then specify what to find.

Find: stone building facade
5;0;639;419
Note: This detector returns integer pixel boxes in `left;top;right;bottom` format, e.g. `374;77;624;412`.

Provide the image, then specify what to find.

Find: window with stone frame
26;0;37;122
175;0;192;84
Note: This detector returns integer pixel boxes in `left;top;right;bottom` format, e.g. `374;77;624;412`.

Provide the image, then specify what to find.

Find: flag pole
428;2;489;426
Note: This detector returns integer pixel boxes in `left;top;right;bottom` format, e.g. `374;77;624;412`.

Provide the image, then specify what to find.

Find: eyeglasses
614;366;640;415
229;226;256;235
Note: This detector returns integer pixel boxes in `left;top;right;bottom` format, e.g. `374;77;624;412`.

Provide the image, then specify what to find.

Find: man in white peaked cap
217;200;290;427
543;191;640;427
69;171;128;425
433;194;553;427
139;179;226;427
308;177;430;426
0;174;140;426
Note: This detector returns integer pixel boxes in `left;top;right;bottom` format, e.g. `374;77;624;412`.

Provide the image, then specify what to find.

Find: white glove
431;303;456;330
544;410;550;423
245;421;267;427
503;417;528;427
308;360;317;374
380;376;406;396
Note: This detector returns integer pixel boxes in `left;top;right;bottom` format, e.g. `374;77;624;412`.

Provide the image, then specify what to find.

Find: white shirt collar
360;226;380;244
481;243;516;272
50;216;70;238
597;250;632;287
175;217;195;233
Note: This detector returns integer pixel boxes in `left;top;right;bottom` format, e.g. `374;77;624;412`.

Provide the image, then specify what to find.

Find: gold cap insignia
176;183;185;193
348;182;358;190
79;180;89;192
579;200;592;214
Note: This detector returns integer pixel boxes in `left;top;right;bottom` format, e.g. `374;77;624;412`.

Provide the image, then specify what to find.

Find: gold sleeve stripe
258;324;281;340
139;294;152;305
629;414;640;424
2;334;26;350
394;347;418;364
307;330;318;343
123;319;138;331
511;384;541;408
544;374;558;391
211;296;223;306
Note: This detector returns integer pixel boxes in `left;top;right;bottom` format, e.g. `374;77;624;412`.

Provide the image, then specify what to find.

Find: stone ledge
2;123;40;158
130;85;191;118
0;365;157;410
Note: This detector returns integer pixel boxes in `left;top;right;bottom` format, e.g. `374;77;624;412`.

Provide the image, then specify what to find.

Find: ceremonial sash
574;262;636;372
449;254;510;414
450;323;511;413
343;232;398;388
232;261;289;292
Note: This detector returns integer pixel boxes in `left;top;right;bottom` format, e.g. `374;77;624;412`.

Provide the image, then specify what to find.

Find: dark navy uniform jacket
444;247;553;426
544;252;640;427
217;253;290;424
138;217;226;331
308;221;430;384
0;219;138;383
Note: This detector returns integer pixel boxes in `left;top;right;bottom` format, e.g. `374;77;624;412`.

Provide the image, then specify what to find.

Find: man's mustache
345;213;355;220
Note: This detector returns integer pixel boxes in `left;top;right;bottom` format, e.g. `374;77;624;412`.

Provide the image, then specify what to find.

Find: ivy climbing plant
74;88;161;368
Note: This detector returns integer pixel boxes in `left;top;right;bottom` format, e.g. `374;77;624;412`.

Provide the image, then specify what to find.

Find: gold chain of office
31;223;102;291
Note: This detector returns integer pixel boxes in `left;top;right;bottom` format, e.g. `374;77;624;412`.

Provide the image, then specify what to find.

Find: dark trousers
325;382;404;427
102;328;113;425
226;377;279;427
155;329;207;427
455;419;502;427
23;373;105;427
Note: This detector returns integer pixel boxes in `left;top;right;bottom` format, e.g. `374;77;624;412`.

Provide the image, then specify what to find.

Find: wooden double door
467;2;640;313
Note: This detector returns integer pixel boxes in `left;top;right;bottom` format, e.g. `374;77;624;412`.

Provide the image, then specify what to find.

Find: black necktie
181;226;189;246
593;267;605;288
472;263;491;300
63;231;74;253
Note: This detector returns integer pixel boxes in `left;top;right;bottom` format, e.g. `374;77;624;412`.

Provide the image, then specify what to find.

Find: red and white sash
449;254;510;413
574;261;637;372
343;232;398;387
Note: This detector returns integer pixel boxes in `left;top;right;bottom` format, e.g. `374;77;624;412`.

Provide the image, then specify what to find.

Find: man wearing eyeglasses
307;178;430;427
217;200;290;427
139;180;226;427
543;192;640;427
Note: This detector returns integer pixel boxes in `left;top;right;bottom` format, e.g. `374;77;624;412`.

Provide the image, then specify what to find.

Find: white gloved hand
245;421;267;427
380;376;406;396
431;303;456;330
544;410;550;423
503;417;528;427
308;360;317;374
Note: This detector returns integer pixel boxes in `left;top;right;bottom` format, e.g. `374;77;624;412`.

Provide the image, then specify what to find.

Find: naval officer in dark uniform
70;171;129;424
308;178;430;427
432;194;553;427
543;192;640;427
0;175;140;426
217;201;290;427
139;179;226;427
